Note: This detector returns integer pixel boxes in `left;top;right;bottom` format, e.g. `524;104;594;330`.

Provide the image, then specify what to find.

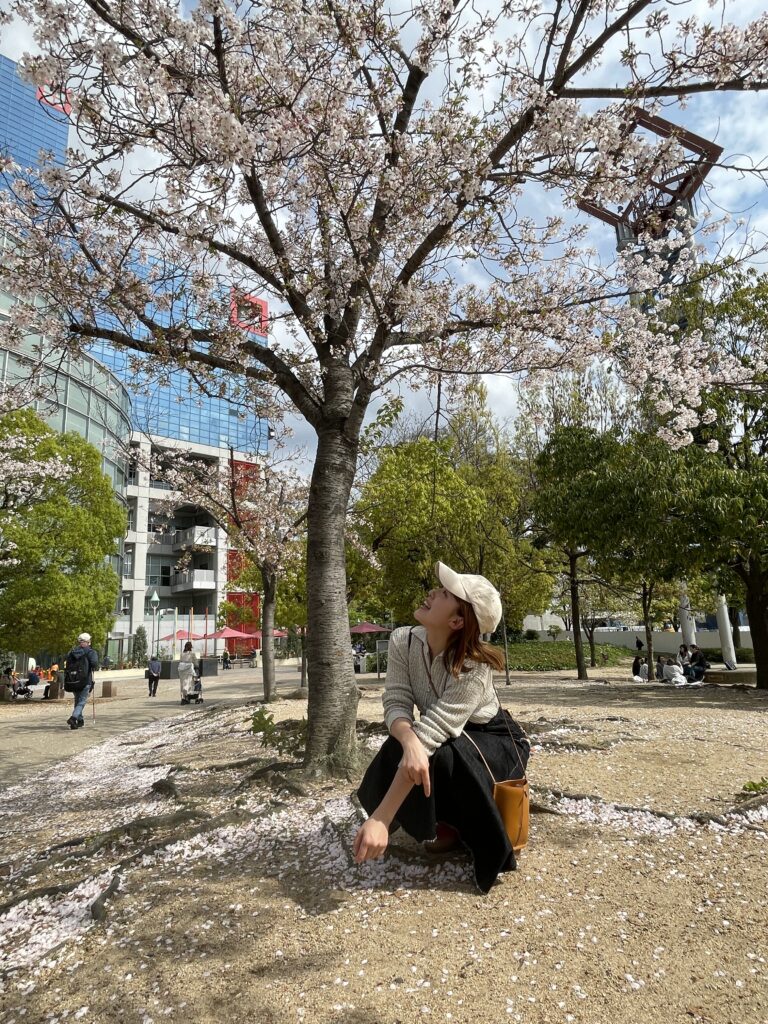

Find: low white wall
543;628;753;654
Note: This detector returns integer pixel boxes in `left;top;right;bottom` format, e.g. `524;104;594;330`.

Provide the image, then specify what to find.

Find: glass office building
0;54;69;170
0;54;269;454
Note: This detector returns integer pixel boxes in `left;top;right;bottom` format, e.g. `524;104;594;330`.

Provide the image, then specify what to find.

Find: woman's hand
398;736;431;797
353;818;390;863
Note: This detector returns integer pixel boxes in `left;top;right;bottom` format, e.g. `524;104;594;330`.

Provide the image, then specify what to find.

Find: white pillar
716;594;737;667
679;583;696;647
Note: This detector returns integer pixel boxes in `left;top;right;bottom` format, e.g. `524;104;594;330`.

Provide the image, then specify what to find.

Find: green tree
354;427;551;628
0;411;125;654
275;541;310;689
531;427;624;680
674;267;768;688
132;625;148;666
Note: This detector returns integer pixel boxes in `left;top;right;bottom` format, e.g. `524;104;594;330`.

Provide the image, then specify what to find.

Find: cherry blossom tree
1;0;768;767
153;449;308;702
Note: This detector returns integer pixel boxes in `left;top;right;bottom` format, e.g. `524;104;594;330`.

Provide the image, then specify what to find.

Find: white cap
435;562;502;634
78;632;91;643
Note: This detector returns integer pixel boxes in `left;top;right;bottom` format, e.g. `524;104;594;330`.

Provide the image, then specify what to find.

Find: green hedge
502;641;629;672
368;641;631;674
700;647;755;664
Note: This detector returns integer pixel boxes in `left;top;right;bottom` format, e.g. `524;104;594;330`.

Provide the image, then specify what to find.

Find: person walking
222;649;231;670
178;641;200;702
147;655;161;697
64;633;99;729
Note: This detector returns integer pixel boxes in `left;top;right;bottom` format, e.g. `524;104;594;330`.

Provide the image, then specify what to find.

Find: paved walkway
0;665;320;776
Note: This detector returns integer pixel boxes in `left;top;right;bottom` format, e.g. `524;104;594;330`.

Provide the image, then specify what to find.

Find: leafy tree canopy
0;411;125;654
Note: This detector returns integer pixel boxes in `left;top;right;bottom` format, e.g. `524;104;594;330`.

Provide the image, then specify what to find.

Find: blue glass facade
90;339;267;450
0;55;268;453
0;54;69;168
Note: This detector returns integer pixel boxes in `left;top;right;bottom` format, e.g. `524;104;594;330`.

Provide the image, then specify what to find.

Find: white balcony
172;526;217;550
170;569;217;593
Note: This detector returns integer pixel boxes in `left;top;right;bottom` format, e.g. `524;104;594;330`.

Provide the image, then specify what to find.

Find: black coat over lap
357;709;530;893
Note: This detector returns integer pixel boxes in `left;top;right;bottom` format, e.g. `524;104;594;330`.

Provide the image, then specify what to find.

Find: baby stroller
180;670;203;705
11;677;37;700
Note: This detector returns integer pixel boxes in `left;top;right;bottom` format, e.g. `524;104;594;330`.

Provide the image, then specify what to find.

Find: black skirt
357;709;530;893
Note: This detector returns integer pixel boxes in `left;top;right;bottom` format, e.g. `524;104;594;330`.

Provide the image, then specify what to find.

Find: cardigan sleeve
411;662;495;755
382;627;415;731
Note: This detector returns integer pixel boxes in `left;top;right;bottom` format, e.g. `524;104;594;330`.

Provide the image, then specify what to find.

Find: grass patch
500;641;631;672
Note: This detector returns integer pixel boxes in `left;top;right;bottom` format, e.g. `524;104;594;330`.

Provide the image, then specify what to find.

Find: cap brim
435;562;467;602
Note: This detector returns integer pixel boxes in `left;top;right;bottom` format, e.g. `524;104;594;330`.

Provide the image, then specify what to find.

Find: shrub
523;629;540;641
366;652;387;673
251;707;307;758
500;641;628;672
700;647;755;664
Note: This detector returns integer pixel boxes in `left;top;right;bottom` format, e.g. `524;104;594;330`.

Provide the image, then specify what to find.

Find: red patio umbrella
159;629;204;641
350;622;391;634
251;629;289;639
203;626;258;640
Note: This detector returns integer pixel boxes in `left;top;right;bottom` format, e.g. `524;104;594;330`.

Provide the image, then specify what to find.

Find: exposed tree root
0;804;276;925
138;752;276;772
235;760;305;791
5;809;210;888
90;870;121;921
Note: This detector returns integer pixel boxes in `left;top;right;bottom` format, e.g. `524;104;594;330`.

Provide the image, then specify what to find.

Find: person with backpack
64;632;99;729
147;655;161;697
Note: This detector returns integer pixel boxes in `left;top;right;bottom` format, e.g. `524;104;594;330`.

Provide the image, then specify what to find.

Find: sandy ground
0;670;766;1024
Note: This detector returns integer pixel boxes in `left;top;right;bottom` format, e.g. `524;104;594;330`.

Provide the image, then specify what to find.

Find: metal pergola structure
577;107;723;250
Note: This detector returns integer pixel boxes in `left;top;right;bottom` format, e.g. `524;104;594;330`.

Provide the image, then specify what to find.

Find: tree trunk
583;624;596;667
261;565;277;702
744;579;768;690
300;627;307;689
642;580;654;679
728;605;742;651
304;425;360;771
568;552;588;680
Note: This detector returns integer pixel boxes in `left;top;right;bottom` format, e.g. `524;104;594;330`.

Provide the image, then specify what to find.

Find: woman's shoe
67;716;77;729
423;822;461;854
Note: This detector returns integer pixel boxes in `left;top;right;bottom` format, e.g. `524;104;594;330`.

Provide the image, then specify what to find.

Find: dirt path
1;676;766;1024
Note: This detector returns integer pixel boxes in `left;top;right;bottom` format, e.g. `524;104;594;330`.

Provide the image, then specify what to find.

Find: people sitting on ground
638;657;649;681
688;644;709;681
655;654;667;680
676;643;692;678
662;657;685;684
631;654;642;680
43;663;59;699
354;561;530;893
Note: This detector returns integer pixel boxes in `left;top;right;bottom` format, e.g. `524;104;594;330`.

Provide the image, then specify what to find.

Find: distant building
0;55;265;660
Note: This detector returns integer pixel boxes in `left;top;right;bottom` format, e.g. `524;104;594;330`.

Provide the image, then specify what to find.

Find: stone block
101;679;117;698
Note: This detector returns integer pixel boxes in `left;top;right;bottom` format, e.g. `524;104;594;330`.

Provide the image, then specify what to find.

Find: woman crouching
354;562;530;893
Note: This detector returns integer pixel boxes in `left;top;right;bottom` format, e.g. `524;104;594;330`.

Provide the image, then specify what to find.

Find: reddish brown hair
444;598;505;677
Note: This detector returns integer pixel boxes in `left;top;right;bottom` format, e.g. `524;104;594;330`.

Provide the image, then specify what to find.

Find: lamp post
150;590;160;657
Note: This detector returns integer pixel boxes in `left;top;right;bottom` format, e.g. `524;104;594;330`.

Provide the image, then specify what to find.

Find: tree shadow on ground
497;680;768;714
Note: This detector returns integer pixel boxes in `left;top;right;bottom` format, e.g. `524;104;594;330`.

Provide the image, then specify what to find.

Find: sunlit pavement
0;664;332;776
